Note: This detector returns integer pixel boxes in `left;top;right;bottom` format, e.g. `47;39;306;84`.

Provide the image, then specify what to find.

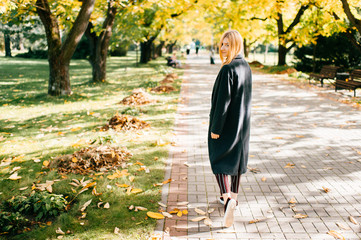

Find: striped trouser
215;173;241;194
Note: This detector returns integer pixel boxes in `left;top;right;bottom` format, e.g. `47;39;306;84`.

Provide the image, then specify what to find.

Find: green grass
0;52;182;239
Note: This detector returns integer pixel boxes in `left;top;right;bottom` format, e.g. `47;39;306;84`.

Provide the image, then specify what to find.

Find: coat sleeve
210;65;232;135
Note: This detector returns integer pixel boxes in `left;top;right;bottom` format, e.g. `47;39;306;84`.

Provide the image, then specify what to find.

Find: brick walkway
153;54;361;240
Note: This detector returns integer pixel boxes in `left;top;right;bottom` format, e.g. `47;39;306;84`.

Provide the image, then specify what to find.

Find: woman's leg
215;174;230;201
230;174;241;200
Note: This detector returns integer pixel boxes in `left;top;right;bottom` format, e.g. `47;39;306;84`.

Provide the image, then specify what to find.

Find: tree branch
340;0;361;34
285;4;309;34
60;0;95;62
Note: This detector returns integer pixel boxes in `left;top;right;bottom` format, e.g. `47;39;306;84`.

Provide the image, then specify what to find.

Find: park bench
335;69;361;97
309;65;340;87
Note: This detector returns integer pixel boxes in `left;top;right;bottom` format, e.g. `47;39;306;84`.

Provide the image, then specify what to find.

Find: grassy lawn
0;52;183;239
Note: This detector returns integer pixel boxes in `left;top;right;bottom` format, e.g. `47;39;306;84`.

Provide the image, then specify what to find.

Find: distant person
186;45;191;55
171;53;182;68
208;30;252;227
210;49;215;64
195;39;200;55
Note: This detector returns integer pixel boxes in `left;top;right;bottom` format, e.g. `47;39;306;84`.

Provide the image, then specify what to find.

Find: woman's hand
211;132;220;139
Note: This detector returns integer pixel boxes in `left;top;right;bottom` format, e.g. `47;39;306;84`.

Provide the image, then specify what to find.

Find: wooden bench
309;65;340;87
335;69;361;97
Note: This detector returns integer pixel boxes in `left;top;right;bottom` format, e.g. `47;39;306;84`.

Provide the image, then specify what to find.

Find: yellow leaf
129;176;135;182
72;157;78;163
182;210;188;215
169;208;180;214
131;188;142;194
134;161;144;166
293;214;308;219
273;137;283;139
284;163;295;168
322;186;330;193
162;178;172;184
327;230;345;240
43;161;50;167
177;211;182;217
57;132;64;135
261;177;267;182
71;127;81;132
115;183;129;188
9;172;22;180
288;198;297;204
147;211;165;219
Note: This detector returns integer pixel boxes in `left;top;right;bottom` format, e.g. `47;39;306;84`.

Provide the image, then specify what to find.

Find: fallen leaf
129;176;135;182
135;206;147;211
349;216;358;225
293;213;308;219
56;227;65;235
301;165;307;168
288;198;297;204
128;205;134;210
273;137;283;139
208;208;215;214
131;188;142;194
104;202;110;209
322;186;330;193
158;202;167;208
43;160;50;167
162;178;172;184
98;202;104;208
261;177;267;182
80;199;92;212
162;212;173;218
177;211;182;217
19;187;28;191
177;201;188;206
114;227;120;234
8;172;22;180
249;217;268;223
72;157;78;163
115;183;129;188
327;230;345;240
204;217;213;226
147;211;165;219
169;208;180;214
33;158;41;163
284;163;295;168
182;210;188;215
191;216;207;222
195;208;206;215
336;222;351;230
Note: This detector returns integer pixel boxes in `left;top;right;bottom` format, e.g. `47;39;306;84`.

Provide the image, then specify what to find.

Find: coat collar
234;54;243;59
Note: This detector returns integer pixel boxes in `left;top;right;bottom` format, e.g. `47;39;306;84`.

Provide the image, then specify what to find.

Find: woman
208;30;252;227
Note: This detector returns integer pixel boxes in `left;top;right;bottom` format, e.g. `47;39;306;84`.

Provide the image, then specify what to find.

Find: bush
4;191;67;221
16;49;48;59
0;211;30;234
293;31;361;72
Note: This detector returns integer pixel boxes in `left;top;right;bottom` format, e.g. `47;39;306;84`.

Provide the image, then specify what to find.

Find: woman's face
221;37;230;57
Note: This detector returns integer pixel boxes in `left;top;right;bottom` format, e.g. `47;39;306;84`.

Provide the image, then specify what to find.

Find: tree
339;0;361;53
35;0;95;96
84;0;133;83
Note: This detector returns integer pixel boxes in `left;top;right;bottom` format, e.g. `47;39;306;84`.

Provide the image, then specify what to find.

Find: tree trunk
85;2;117;82
243;38;248;58
4;33;11;57
312;41;317;72
140;39;154;64
155;41;164;57
36;0;95;96
151;42;156;59
48;56;71;95
278;43;287;66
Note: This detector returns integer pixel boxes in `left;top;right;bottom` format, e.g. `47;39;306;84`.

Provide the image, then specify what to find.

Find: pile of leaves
54;145;132;175
276;68;297;74
102;114;150;131
160;73;178;84
120;89;153;105
249;61;264;68
150;85;176;93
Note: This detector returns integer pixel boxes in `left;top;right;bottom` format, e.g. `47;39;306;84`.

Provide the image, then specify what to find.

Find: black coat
208;54;252;175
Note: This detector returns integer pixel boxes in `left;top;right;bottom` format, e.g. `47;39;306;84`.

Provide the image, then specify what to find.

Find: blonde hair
219;30;243;66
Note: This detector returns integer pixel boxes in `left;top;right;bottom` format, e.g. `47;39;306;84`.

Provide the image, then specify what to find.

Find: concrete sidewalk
154;54;361;240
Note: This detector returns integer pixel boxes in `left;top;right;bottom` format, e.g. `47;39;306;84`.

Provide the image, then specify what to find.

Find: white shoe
223;198;237;227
